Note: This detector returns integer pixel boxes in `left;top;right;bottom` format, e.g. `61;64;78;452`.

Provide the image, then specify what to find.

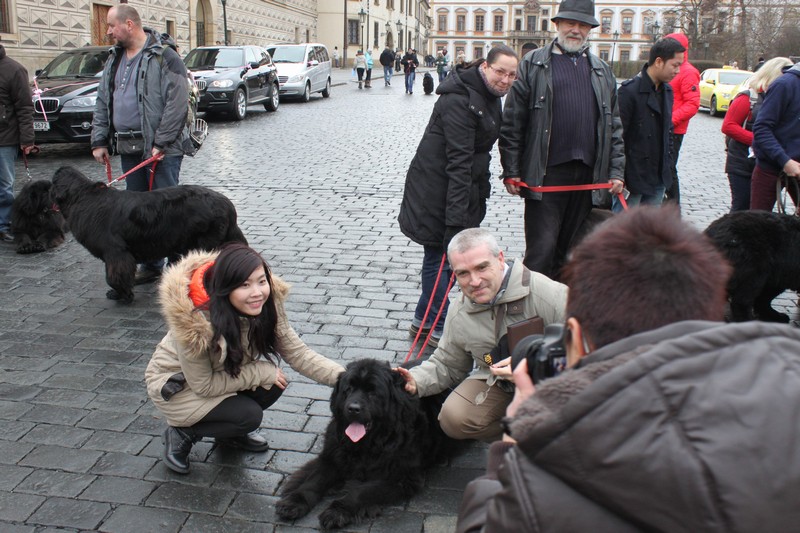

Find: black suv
184;45;279;120
31;46;109;143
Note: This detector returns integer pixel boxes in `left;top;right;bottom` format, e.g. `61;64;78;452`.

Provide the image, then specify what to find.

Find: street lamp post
652;21;660;43
611;30;619;73
358;8;366;52
385;20;391;47
221;0;229;45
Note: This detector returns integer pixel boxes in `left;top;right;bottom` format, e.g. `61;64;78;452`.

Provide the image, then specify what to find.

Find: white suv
266;43;332;102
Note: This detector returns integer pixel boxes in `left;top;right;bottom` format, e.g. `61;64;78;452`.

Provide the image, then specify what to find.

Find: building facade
1;0;318;76
317;0;431;69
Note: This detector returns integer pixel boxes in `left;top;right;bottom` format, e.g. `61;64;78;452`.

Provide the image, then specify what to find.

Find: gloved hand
443;226;465;252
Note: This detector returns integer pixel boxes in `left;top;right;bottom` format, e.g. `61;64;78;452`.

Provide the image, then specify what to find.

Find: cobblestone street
1;68;797;532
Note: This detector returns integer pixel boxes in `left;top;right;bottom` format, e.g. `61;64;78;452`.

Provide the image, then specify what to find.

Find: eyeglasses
487;65;517;81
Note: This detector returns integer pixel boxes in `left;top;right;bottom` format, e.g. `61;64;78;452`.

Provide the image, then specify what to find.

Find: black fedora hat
552;0;600;28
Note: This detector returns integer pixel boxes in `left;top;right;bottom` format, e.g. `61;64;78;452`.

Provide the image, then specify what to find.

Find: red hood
665;32;690;60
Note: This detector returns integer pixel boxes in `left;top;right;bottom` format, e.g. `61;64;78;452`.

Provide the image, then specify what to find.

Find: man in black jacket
379;47;395;86
400;48;419;94
499;0;624;280
0;43;35;243
456;206;800;532
613;37;684;212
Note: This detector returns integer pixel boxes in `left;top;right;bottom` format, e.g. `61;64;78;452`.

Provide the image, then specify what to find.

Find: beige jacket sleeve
175;338;277;397
274;304;345;386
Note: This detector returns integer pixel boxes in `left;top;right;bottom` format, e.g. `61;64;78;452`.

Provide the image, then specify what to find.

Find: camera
510;323;568;384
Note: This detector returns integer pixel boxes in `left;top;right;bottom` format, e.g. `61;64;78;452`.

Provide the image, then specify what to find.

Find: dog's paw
318;501;369;530
275;493;312;521
16;242;46;254
106;288;134;304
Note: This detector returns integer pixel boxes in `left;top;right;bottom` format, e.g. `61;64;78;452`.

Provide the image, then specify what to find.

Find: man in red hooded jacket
664;32;700;210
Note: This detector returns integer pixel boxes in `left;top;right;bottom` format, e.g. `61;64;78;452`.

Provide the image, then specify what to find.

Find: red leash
105;155;160;190
503;179;629;211
404;253;455;362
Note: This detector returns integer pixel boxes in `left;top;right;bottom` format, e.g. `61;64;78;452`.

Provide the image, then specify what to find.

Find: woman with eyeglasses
398;45;520;348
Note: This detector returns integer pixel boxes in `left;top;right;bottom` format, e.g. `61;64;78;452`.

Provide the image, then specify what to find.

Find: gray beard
558;37;587;54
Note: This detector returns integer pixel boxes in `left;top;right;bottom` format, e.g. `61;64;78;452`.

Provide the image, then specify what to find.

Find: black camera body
510;323;568;384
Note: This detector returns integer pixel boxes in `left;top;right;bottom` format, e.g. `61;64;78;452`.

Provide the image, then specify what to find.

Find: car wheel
231;87;247;120
302;82;311;103
264;83;279;112
709;95;719;117
321;78;331;98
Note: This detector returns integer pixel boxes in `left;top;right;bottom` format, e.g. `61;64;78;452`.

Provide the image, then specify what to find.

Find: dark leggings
189;386;283;439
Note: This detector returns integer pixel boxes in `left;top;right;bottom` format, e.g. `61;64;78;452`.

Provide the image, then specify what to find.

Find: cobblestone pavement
1;69;797;532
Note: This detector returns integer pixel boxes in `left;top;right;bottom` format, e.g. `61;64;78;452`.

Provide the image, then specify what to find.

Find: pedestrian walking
613;38;685;212
722;57;792;212
332;46;340;68
91;4;193;285
664;32;701;210
395;49;402;72
401;48;419;94
752;59;800;210
364;49;373;89
0;43;35;243
435;50;448;83
398;45;520;345
353;49;367;89
146;244;344;474
499;0;625;280
379;46;395;86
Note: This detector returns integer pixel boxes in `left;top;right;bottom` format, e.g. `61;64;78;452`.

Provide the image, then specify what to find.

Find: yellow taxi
698;67;753;117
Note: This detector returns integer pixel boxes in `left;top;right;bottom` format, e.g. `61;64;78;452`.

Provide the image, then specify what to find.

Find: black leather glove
443;226;465;252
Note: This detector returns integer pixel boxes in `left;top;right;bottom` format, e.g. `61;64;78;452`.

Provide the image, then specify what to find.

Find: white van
266;43;332;102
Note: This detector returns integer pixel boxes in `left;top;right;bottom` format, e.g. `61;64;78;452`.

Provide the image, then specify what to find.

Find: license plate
34;121;50;131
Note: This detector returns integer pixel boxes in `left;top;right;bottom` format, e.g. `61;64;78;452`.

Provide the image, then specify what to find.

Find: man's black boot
162;426;196;474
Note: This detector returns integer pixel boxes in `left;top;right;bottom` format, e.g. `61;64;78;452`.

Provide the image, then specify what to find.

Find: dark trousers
190;385;283;439
727;171;752;212
751;165;798;211
413;245;452;335
523;161;593;280
665;133;684;206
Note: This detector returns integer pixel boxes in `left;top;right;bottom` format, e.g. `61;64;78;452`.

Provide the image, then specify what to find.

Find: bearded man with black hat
499;0;625;281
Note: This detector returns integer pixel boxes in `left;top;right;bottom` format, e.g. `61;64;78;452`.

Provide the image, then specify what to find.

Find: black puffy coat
398;64;502;247
457;320;800;533
618;65;674;195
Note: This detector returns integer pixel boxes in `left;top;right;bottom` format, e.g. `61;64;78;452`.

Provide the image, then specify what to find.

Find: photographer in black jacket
457;206;800;532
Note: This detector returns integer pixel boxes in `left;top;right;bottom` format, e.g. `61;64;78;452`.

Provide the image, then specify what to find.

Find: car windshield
267;46;306;63
719;72;751;85
38;50;109;78
184;48;245;69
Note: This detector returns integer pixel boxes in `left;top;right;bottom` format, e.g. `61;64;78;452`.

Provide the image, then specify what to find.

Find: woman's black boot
162;426;196;474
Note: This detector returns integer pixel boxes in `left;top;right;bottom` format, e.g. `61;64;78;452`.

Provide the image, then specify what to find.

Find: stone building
1;0;318;76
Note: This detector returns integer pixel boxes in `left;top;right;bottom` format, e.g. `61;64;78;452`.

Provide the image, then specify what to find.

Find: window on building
348;19;360;45
622;15;632;34
663;16;676;33
0;0;10;33
541;18;548;32
166;20;175;38
601;15;611;34
474;46;484;58
457;14;465;32
438;14;447;32
599;49;609;61
643;14;654;35
527;16;536;31
374;21;379;47
542;9;548;16
701;17;714;34
515;19;522;31
475;14;485;32
515;9;522;16
620;50;630;61
494;14;504;32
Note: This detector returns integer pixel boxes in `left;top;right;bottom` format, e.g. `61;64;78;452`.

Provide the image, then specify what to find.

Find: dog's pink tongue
345;422;367;443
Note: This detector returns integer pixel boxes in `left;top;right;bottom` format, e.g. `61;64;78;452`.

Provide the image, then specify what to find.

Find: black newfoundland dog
11;179;68;254
276;359;451;529
51;166;247;303
705;210;800;322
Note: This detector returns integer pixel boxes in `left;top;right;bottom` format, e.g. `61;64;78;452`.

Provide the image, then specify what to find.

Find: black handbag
114;130;144;155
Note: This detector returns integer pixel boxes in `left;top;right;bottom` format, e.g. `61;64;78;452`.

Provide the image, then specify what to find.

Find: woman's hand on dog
393;367;417;395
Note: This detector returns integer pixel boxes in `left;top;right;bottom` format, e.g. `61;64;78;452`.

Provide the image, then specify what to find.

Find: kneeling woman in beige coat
145;244;344;474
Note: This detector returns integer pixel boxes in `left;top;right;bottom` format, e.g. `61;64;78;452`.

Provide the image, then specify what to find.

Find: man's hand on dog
393;367;417;395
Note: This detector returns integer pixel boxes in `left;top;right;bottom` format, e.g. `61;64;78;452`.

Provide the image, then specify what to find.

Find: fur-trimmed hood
158;249;291;361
